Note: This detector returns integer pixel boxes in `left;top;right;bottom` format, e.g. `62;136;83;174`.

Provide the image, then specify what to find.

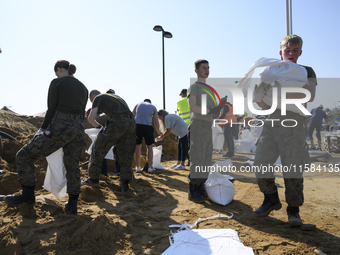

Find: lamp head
164;31;172;38
153;25;163;32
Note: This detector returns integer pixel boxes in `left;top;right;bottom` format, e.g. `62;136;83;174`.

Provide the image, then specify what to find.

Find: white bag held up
43;148;67;198
238;57;308;115
152;145;165;170
85;128;114;160
205;161;235;206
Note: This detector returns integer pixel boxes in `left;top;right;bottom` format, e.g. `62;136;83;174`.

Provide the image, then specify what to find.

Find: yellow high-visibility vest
177;97;191;124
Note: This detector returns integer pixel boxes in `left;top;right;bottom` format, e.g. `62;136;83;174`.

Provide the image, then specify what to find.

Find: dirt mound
0;110;37;136
1;112;339;254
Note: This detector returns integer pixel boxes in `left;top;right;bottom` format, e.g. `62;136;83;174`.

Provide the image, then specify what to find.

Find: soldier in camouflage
81;90;136;193
187;59;227;203
5;60;88;216
253;35;317;227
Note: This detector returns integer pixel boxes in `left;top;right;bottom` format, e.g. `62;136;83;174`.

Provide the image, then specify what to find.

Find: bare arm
285;81;316;102
159;129;172;140
153;114;162;135
188;95;209;114
256;101;271;110
88;107;100;127
132;105;137;115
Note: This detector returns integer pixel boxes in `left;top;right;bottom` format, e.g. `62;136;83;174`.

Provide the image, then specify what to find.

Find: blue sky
1;0;339;116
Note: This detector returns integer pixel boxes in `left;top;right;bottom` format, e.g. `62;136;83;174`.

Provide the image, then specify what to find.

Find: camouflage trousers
254;123;310;207
16;113;85;195
88;114;136;181
188;118;212;185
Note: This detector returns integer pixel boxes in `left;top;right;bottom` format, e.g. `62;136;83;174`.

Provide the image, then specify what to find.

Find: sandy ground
0;110;340;255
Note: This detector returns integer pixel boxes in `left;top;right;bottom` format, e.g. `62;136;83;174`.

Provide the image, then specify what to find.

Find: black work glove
209;105;223;114
220;95;228;105
209;95;228;114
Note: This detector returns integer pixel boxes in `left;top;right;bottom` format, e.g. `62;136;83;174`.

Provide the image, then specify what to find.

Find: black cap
179;89;187;96
106;89;115;94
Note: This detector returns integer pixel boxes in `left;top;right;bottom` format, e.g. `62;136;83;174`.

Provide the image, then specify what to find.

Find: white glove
253;82;272;102
34;128;43;138
155;136;163;142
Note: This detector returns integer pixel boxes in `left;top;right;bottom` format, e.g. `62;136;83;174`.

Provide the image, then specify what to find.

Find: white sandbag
152;145;165;170
213;158;233;169
238;57;308;115
259;60;307;89
255;61;308;114
212;124;224;150
162;228;254;255
235;140;253;153
239;129;257;143
274;156;281;166
85;128;114;160
237;57;281;96
243;160;254;167
235;129;257;153
43;148;67;198
205;164;235;206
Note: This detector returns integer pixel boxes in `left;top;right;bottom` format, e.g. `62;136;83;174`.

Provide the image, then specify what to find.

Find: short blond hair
280;34;303;49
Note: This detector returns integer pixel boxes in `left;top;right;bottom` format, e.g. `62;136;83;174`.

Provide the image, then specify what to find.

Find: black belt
110;113;134;119
56;112;84;120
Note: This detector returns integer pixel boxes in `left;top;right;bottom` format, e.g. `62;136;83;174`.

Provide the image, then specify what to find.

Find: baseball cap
179;89;187;96
106;89;115;94
318;104;323;109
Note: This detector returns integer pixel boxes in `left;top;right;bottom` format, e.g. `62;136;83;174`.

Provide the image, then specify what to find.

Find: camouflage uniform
88;114;136;181
254;65;316;208
16;112;85;195
254;122;310;207
187;81;215;185
188;118;213;185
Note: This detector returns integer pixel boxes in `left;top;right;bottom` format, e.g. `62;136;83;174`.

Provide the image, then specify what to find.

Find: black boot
188;183;205;203
64;194;79;215
81;177;99;187
197;183;209;199
254;192;282;217
120;180;130;193
287;206;302;227
5;185;35;205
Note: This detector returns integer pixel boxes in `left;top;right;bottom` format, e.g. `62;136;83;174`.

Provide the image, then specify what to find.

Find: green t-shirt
92;94;132;117
42;76;88;129
187;81;217;122
269;65;317;125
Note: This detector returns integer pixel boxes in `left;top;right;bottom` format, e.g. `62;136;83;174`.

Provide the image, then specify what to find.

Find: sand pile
0;109;340;254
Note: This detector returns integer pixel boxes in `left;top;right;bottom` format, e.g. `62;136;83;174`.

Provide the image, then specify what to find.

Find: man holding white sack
5;60;88;216
81;92;136;193
252;35;317;227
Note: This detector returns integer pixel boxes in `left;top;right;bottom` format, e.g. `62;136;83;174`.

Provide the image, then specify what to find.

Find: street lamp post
153;25;172;110
286;0;293;35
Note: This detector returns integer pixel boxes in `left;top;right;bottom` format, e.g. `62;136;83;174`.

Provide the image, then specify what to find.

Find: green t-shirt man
92;94;132;117
187;81;217;122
